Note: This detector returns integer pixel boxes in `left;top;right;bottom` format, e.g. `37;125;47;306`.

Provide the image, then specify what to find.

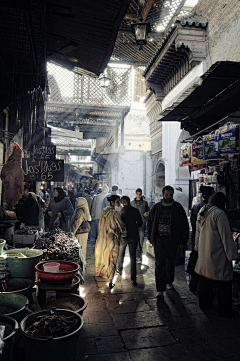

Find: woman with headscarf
195;192;239;317
70;197;91;263
95;194;127;289
47;187;74;232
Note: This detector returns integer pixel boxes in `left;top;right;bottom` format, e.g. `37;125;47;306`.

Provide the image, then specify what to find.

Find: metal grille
152;0;186;32
47;63;131;107
111;0;189;65
112;32;162;65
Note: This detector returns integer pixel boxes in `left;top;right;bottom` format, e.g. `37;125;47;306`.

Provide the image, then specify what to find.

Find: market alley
77;241;240;361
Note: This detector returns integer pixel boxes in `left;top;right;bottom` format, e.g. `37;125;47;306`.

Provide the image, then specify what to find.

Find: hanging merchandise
203;133;221;161
191;140;206;166
180;143;191;167
218;123;239;154
214;129;220;152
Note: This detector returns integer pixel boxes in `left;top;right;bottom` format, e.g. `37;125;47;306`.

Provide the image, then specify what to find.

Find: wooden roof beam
142;0;155;21
124;0;154;23
124;14;139;21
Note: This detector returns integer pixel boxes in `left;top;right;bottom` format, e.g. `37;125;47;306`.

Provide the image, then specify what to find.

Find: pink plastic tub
43;262;60;273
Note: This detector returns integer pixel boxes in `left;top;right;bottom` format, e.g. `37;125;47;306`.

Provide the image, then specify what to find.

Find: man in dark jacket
116;196;143;286
131;188;150;263
15;184;39;227
147;185;189;298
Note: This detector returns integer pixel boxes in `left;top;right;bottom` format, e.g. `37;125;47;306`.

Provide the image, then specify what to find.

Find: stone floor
77;240;240;361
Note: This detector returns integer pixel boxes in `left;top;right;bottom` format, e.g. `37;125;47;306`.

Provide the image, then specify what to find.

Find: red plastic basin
26;292;87;315
35;260;79;284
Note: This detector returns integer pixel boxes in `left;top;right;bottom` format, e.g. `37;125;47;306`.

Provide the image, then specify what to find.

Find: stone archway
155;162;165;196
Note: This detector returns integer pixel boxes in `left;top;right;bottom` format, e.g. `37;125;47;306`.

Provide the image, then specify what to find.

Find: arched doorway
155;162;165;197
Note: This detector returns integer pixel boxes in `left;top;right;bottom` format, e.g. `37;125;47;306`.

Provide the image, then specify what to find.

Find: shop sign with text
22;159;64;182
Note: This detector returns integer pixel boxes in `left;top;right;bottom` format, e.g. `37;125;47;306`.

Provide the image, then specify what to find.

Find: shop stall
0;144;87;360
179;123;240;287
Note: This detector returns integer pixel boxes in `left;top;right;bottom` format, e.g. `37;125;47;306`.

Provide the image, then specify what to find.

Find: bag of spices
191;140;206;166
218;123;239;154
203;133;221;160
180;143;191;167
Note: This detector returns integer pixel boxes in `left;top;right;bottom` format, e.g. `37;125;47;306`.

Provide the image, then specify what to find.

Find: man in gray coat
102;185;121;210
195;192;239;317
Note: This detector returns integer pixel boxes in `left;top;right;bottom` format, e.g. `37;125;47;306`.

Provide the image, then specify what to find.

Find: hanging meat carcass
1;143;24;209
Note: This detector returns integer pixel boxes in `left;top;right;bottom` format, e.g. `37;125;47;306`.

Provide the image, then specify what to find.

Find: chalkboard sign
24;145;56;159
22;159;64;182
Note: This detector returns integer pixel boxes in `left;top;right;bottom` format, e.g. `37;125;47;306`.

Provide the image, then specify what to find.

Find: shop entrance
155;162;165;196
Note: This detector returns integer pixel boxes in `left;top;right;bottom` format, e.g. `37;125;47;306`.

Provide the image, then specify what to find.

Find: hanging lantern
99;74;111;88
131;21;151;49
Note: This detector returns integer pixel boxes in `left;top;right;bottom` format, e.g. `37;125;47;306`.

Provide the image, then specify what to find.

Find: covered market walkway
77;241;240;361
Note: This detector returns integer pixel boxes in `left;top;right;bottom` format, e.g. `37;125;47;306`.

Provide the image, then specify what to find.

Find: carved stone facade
145;93;164;202
144;13;208;101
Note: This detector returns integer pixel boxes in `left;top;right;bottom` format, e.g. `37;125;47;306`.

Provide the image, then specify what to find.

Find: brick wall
196;0;240;68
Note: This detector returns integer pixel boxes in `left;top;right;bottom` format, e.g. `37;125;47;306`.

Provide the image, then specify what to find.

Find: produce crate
146;241;155;257
12;231;39;246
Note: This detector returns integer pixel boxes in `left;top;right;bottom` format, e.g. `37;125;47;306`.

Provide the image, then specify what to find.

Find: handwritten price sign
24;145;56;159
22;159;64;182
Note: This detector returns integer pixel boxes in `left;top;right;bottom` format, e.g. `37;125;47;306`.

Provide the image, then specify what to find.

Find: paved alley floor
77;241;240;361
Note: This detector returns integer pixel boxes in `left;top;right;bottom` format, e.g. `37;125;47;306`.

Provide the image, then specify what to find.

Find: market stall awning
46;0;131;77
159;61;240;135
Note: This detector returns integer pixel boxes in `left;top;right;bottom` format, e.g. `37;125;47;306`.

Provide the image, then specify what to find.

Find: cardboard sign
22;159;64;182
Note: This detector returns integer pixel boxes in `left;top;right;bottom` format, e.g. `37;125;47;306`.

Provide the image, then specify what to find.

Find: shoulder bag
77;220;91;234
76;208;91;234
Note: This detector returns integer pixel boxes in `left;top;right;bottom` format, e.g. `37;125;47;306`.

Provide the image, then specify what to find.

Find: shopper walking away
131;188;150;263
102;185;121;209
47;187;74;232
70;197;91;264
194;192;239;317
43;189;50;204
91;184;109;241
15;184;39;227
38;189;44;198
95;195;127;289
31;192;46;232
47;188;54;200
68;190;76;209
83;189;93;211
189;185;214;291
116;196;142;286
147;185;189;298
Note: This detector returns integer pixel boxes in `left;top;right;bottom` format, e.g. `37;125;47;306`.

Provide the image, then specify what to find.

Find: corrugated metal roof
160;61;240;135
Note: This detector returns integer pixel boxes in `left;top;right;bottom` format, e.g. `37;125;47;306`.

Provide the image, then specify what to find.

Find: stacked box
12;231;39;246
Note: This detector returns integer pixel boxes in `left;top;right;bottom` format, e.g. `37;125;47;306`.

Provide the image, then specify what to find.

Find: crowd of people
12;181;240;317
